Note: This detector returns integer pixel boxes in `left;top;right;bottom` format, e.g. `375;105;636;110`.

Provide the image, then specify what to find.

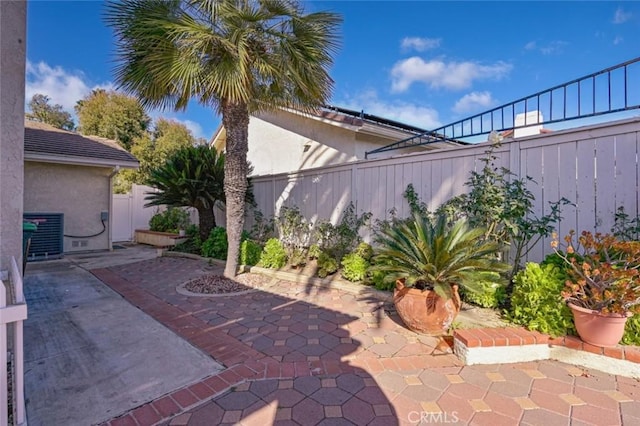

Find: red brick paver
93;257;640;426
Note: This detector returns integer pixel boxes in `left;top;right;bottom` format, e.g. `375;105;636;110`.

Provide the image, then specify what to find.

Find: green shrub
341;253;369;282
622;315;640;345
317;252;338;278
308;244;322;260
460;273;506;308
171;224;202;254
201;227;228;260
259;238;287;269
289;248;307;268
354;242;373;261
507;262;575;337
314;203;372;261
240;240;262;266
149;207;191;233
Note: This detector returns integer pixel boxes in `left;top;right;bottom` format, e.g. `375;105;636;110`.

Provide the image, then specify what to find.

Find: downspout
108;165;120;251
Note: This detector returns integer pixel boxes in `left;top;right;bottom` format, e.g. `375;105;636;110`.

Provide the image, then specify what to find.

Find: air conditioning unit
24;212;64;261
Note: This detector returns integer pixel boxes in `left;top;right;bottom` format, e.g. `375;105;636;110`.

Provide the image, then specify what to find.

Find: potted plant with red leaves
553;231;640;347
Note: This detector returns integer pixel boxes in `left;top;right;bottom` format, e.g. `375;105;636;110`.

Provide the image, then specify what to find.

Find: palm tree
145;145;225;240
105;0;341;276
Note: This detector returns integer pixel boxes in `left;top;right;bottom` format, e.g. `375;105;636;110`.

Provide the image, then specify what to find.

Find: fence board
614;133;638;220
576;138;597;233
595;136;617;233
557;141;578;239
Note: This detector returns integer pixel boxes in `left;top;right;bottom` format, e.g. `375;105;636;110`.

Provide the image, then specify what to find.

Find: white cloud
177;119;206;139
452;91;496;114
401;37;441;52
540;41;568;55
390;57;512;92
523;40;568;55
339;90;441;129
613;7;632;24
25;60;113;112
614;36;624;45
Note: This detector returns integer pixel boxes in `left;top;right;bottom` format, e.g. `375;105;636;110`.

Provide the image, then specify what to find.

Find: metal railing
366;56;640;157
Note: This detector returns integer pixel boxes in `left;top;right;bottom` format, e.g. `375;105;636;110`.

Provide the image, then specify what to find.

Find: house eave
25;152;139;169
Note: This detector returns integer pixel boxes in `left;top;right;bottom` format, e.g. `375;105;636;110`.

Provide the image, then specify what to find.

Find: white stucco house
24;120;139;257
210;105;463;176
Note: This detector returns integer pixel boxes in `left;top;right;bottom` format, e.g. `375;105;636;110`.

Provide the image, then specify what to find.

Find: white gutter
24;152;139;169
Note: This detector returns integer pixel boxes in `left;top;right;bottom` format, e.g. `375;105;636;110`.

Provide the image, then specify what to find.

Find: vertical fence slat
11;256;25;425
557;141;578;240
595;136;617;233
614;132;639;220
576;138;597;233
0;279;7;425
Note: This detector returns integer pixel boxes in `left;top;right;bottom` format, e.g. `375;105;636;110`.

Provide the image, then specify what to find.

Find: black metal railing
366;56;640;158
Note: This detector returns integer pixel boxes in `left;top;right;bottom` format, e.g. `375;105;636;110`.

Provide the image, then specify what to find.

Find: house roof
210;105;464;152
24;120;139;168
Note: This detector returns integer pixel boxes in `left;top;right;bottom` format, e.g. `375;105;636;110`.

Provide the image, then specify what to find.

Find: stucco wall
248;110;397;176
24;162;111;253
0;1;26;273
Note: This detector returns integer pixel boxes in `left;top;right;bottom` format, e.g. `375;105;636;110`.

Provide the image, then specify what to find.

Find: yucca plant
372;212;509;303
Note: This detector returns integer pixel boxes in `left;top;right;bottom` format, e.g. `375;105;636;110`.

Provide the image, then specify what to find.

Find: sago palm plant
372;212;509;303
145;145;225;241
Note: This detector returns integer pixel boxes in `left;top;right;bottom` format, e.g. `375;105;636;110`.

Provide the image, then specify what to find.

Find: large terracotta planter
393;280;461;335
568;303;631;347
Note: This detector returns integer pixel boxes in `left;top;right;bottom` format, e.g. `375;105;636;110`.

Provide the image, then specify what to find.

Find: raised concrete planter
134;230;188;247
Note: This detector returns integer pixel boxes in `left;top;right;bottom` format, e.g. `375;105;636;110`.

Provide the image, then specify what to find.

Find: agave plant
372;212;509;302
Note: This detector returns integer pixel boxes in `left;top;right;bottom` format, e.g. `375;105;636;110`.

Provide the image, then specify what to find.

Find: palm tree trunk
222;101;249;277
196;203;216;241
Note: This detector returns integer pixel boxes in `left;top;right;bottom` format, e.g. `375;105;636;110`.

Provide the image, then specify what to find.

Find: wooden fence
1;257;27;425
249;117;640;263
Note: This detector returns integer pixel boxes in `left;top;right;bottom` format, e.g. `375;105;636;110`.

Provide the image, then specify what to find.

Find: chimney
514;110;543;138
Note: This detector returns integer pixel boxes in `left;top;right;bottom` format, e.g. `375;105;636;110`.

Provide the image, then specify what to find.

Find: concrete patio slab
24;258;222;426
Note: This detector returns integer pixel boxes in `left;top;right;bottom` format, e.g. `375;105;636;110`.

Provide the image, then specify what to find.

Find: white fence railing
1;257;27;425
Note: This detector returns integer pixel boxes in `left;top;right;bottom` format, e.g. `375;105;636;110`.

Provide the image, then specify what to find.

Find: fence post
11;256;26;425
0;278;7;424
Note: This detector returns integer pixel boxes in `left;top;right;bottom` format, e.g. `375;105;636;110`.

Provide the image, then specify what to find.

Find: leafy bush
289;248;307;268
149;207;191;233
460;273;506;308
314;203;371;261
240;240;262;266
340;243;374;282
171;224;202;254
250;209;275;244
441;138;570;279
308;244;321;260
341;253;369;282
276;206;311;258
259;238;287;269
507;262;575;337
317;251;338;278
622;315;640;345
354;242;373;261
201;227;228;260
612;206;640;241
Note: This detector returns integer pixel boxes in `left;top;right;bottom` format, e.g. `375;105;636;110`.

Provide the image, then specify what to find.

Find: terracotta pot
568;302;632;348
393;280;461;335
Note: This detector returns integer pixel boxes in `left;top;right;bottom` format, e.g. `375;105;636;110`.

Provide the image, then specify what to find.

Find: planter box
134;230;188;247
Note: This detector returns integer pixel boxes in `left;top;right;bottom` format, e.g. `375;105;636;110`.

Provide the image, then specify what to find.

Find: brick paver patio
93;257;640;425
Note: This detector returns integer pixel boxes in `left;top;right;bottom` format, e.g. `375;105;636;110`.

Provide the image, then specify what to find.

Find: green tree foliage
75;89;150;150
105;0;341;278
116;118;199;193
26;94;75;130
145;145;225;240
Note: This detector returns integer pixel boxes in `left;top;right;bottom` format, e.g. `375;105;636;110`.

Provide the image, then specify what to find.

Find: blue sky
26;1;640;141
